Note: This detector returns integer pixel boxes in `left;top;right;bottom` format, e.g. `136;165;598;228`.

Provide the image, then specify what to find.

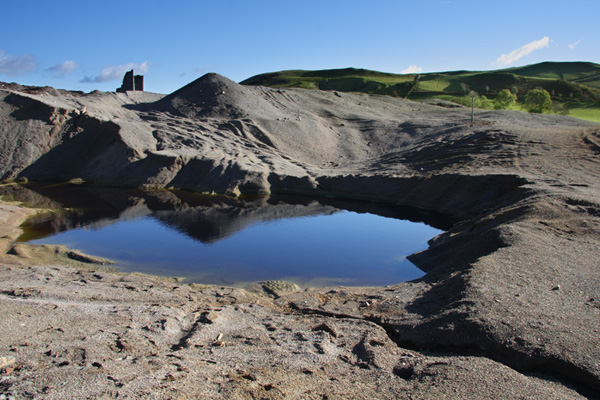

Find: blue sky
1;0;598;94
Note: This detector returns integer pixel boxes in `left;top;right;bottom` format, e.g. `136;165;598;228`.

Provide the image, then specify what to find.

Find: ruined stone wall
134;75;144;91
117;70;143;93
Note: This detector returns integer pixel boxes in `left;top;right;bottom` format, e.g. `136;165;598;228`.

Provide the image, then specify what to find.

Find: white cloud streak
46;60;79;78
401;65;423;74
81;61;150;83
494;37;550;66
568;39;582;49
0;50;38;76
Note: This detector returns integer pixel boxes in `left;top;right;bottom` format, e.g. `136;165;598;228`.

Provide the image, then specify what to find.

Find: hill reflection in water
3;183;451;288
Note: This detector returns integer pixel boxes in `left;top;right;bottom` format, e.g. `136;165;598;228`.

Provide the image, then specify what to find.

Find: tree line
453;87;556;114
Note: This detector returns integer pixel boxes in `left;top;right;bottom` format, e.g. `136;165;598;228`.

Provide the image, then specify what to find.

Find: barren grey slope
1;75;600;398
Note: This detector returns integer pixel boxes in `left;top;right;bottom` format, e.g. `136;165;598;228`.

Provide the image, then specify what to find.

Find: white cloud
568;39;582;49
46;60;79;78
401;65;423;74
81;61;150;83
0;50;38;76
494;37;550;66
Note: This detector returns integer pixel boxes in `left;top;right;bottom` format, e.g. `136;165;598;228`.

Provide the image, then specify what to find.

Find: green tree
552;101;569;116
495;89;517;110
450;92;493;110
525;89;552;113
476;95;494;109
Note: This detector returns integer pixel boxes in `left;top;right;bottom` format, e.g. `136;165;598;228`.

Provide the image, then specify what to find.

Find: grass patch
241;62;600;120
566;102;600;122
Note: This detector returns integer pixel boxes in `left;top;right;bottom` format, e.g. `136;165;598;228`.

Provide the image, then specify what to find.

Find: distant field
567;103;600;122
242;61;600;123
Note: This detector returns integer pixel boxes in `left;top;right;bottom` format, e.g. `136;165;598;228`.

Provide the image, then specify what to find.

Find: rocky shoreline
1;76;599;398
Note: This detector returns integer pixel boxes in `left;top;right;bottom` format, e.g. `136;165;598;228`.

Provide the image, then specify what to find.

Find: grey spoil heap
0;73;599;398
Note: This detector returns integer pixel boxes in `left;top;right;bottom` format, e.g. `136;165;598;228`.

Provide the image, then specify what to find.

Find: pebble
0;356;16;372
259;280;301;297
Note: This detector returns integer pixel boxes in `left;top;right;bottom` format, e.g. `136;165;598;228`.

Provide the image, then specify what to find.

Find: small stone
259;280;300;298
0;356;16;372
552;285;561;291
199;311;215;324
295;332;309;342
312;323;338;338
242;373;257;381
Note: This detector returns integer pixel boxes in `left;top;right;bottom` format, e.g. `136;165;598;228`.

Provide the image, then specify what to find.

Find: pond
2;183;450;288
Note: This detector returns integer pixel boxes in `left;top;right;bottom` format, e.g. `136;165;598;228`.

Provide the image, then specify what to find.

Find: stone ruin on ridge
116;70;144;93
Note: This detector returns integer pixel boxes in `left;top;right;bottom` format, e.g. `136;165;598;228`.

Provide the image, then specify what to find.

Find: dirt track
0;75;599;398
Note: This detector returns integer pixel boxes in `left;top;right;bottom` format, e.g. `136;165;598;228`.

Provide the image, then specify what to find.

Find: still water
4;184;448;288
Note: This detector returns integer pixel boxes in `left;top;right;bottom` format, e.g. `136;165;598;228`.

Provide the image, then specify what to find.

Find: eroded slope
1;75;600;397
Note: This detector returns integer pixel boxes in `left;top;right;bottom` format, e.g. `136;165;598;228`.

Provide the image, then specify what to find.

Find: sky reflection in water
26;209;441;288
7;184;446;288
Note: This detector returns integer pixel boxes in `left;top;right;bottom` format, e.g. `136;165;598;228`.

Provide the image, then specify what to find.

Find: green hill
505;61;600;88
241;62;600;121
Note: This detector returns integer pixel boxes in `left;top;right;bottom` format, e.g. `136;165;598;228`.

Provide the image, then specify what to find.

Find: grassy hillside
241;62;600;121
506;62;600;88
